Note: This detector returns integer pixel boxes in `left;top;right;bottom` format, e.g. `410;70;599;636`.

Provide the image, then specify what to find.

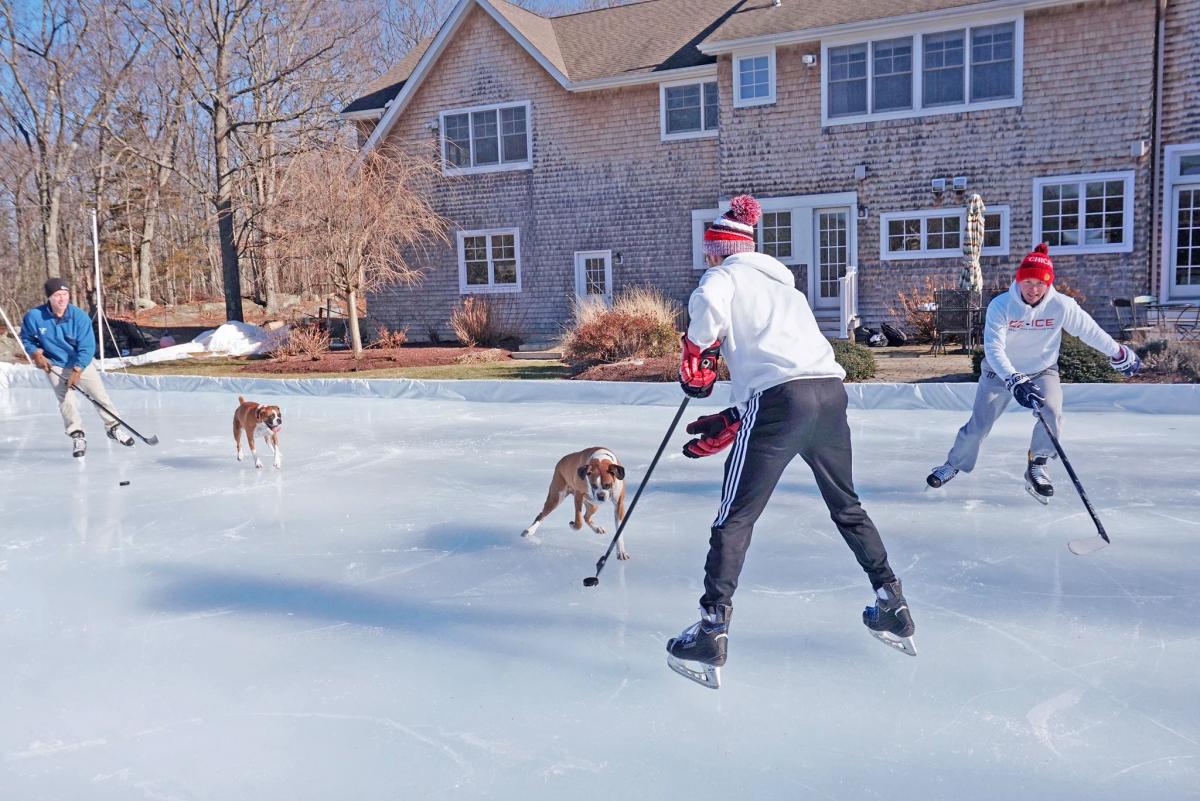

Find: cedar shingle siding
348;0;1195;343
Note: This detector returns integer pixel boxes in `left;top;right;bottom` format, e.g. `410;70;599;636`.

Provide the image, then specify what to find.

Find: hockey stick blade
1068;536;1109;556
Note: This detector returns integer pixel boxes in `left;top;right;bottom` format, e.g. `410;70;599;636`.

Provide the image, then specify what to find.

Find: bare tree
0;0;141;279
275;143;447;359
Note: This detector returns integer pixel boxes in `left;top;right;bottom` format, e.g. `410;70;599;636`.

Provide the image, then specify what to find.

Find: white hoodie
983;281;1121;380
687;251;844;405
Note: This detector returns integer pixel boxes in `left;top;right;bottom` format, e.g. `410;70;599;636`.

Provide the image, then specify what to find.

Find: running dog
521;447;629;559
233;396;283;469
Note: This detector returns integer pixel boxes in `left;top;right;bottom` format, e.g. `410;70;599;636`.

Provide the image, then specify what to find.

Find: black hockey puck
582;577;599;587
119;480;130;486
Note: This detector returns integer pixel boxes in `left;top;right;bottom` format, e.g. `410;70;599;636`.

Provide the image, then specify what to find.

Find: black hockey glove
1005;373;1045;410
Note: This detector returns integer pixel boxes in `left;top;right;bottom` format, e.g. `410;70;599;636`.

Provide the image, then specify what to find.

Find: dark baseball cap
44;278;69;297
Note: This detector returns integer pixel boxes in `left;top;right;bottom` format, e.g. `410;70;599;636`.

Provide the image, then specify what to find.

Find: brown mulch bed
247;346;512;374
570;356;677;382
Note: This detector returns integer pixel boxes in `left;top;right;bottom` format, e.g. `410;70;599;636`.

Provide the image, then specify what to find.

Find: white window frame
691;208;719;269
758;209;798;265
820;12;1022;127
457;228;522;294
1032;171;1135;255
878;205;1009;260
733;48;776;108
439;100;532;176
573;250;613;302
1160;144;1200;300
660;76;720;141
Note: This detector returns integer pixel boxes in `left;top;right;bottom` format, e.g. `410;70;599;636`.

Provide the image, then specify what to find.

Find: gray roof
342;0;1030;114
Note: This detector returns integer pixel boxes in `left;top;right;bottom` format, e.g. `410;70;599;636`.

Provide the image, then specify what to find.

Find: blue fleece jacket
20;303;96;369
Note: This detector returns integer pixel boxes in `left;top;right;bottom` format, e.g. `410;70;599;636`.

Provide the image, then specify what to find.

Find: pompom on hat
1015;243;1054;285
703;194;762;257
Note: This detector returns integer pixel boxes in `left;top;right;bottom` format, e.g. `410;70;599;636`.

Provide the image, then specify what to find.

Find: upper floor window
881;206;1010;260
734;50;775;107
440;101;531;175
661;79;719;140
823;16;1021;125
458;228;521;293
1033;172;1134;254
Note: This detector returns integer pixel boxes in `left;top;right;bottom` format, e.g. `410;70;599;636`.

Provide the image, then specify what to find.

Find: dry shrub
272;323;330;361
370;324;409;349
559;287;681;364
455;347;506;364
888;276;939;343
449;296;519;347
1136;338;1200;382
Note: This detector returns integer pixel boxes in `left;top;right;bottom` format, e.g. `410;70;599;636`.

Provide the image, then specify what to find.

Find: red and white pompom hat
703;194;763;257
1015;242;1055;285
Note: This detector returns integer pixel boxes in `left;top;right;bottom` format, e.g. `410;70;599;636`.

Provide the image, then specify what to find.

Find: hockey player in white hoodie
665;196;916;689
926;243;1140;502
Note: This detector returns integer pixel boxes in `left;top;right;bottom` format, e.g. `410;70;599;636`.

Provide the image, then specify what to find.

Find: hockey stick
49;365;159;446
1031;400;1108;555
583;396;690;587
0;305;35;367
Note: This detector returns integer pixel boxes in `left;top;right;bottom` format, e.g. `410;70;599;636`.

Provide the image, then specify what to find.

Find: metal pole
91;208;104;370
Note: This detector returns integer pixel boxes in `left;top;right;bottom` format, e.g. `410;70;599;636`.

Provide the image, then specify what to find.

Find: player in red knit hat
926;243;1141;501
668;194;916;689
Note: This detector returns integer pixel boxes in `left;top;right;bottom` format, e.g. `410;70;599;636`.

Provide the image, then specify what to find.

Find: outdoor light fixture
613;252;623;265
802;53;817;67
931;178;947;197
857;203;869;219
854;163;868;181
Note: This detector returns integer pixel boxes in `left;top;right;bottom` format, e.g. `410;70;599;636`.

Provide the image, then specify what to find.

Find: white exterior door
1163;145;1200;300
813;208;851;310
574;250;612;303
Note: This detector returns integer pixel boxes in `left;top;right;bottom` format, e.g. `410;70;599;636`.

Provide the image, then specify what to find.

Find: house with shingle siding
342;0;1198;344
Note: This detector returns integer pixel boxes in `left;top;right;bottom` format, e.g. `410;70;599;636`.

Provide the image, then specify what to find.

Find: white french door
813;208;851;309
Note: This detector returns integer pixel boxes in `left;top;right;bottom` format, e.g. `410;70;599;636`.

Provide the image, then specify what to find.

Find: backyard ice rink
1;373;1198;801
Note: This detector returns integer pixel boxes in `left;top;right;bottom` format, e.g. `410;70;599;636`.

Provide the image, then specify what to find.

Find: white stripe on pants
45;363;121;435
946;367;1063;472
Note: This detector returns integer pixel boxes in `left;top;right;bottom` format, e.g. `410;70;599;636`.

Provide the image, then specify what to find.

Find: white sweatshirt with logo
686;251;845;405
983;282;1121;380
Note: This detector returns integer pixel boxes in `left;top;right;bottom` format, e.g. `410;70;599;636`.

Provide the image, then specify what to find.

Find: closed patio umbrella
959;193;985;292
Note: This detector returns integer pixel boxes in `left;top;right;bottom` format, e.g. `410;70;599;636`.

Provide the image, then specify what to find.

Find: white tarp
2;361;1197;414
97;321;280;369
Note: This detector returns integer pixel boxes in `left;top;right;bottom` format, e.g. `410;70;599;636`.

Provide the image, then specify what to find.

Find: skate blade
1025;483;1051;505
869;629;917;657
666;654;721;689
1068;536;1109;556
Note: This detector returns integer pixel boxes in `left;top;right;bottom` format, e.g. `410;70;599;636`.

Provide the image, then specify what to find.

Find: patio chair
1111;297;1156;341
932;289;978;354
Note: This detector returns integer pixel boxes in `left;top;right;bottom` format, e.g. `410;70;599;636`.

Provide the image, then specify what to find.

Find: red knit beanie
1016;243;1054;284
704;195;762;257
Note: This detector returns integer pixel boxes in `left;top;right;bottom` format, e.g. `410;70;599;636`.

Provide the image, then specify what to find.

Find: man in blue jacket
20;278;134;457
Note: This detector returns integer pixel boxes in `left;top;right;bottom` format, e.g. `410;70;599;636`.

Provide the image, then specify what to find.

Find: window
823;16;1020;125
1033;172;1135;253
691;208;719;269
457;229;521;293
440;102;531;174
734;51;775;107
662;80;719;139
923;30;965;106
872;38;913;113
759;211;793;262
981;206;1011;256
880;206;1010;259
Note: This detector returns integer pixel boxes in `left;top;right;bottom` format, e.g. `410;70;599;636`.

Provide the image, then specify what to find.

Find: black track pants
700;377;897;608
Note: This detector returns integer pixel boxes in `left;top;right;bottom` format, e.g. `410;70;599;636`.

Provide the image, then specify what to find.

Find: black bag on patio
854;324;878;345
881;322;908;346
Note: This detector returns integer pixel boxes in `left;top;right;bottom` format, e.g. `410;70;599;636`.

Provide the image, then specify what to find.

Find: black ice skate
863;580;916;656
1025;451;1054;504
925;462;959;489
666;604;730;689
106;425;134;447
70;430;86;458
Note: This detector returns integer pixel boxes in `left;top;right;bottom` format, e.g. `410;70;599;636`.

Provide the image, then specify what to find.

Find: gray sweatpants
945;367;1063;472
45;363;121;436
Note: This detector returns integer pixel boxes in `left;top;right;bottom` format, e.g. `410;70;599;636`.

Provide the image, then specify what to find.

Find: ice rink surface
1;382;1198;801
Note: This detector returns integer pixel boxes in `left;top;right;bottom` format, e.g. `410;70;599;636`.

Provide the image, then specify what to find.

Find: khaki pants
45;363;121;436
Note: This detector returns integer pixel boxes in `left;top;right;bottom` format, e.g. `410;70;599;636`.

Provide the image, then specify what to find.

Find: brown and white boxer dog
521;447;629;559
233;396;283;469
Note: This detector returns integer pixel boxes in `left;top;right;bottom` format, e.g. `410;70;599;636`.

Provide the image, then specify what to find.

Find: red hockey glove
679;336;721;399
682;407;741;458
